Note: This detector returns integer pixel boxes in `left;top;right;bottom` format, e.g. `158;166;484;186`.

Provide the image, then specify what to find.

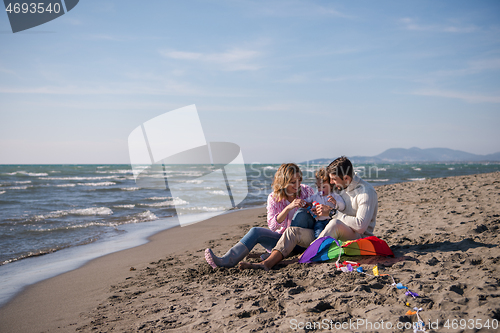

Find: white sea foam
365;179;390;182
32;207;114;221
186;179;204;184
33;221;118;232
121;187;139;191
0;181;31;187
24;171;48;176
140;198;188;207
127;210;158;223
113;204;136;209
95;169;132;174
77;182;116;187
448;167;455;170
209;190;226;195
407;178;426;181
412;168;422;171
377;168;387;171
5;171;48;177
0;191;5;195
4;186;31;190
44;176;118;181
184;206;227;212
147;196;171;200
54;184;76;187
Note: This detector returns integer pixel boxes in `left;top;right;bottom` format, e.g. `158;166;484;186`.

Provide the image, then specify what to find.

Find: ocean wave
125;210;158;223
120;187;139;191
31;207;113;221
412;168;422;171
209;190;226;195
113;204;136;209
139;198;188;207
182;206;228;213
31;221;117;232
186;179;204;184
407;178;426;181
365;179;390;182
44;176;118;180
3;186;31;190
95;169;132;174
4;171;48;177
147;196;171;200
0;180;32;187
54;183;77;187
0;191;5;195
77;182;116;187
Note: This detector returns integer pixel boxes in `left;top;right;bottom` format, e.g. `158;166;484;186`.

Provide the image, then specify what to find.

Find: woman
205;163;314;268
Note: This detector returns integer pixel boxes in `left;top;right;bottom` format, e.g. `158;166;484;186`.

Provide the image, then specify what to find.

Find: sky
1;0;499;164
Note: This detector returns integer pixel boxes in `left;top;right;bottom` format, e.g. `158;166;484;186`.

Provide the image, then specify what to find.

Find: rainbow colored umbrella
299;236;394;264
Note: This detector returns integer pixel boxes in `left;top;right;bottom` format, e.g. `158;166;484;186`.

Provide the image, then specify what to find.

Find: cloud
160;47;263;71
412;89;500;103
0;80;206;96
399;18;478;33
420;58;500;79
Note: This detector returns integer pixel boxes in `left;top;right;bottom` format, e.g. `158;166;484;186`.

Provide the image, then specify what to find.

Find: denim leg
290;208;315;229
314;220;329;239
240;227;282;252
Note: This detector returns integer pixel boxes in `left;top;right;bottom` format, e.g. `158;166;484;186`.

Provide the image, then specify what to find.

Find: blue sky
1;0;499;164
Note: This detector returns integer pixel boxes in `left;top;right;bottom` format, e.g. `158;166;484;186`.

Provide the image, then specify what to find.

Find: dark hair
327;156;353;180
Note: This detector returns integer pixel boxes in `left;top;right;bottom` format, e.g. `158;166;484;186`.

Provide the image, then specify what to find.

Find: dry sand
1;172;499;332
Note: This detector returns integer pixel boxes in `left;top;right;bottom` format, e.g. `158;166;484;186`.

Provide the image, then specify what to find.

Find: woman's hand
287;198;305;210
314;204;331;217
276;198;305;224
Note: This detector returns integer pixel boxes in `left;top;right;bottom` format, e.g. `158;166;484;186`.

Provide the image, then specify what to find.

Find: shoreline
1;172;499;332
0;207;264;308
0;206;268;332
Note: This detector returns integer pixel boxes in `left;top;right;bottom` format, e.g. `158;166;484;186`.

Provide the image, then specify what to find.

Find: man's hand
327;195;337;208
313;204;331;217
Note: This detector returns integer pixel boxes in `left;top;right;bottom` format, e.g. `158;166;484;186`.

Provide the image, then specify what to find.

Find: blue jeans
314;220;329;238
291;208;315;229
240;227;282;252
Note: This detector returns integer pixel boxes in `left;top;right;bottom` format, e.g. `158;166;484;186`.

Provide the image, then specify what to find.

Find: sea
0;162;499;306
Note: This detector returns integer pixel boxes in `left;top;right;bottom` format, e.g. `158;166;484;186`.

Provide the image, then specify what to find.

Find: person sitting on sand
290;167;346;239
239;156;378;271
205;163;314;268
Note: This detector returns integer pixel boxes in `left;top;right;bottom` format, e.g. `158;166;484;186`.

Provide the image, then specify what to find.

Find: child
293;168;345;238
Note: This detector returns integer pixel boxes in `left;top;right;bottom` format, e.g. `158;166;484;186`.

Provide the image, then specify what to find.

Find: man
240;156;378;271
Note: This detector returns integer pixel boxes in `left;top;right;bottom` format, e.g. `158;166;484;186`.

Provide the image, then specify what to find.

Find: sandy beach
1;172;499;332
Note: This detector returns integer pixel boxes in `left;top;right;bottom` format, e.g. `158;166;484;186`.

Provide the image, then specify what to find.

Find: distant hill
305;147;500;164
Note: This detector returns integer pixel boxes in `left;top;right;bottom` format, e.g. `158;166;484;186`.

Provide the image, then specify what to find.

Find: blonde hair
272;163;303;202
